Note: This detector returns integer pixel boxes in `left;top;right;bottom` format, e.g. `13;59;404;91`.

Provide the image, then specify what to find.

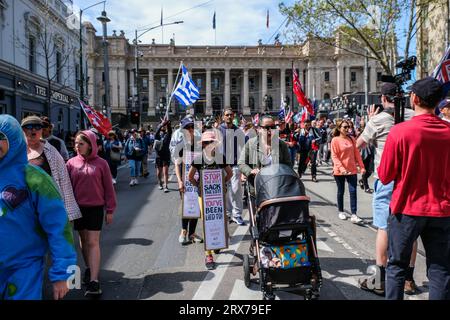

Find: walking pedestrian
104;130;122;185
155;120;172;192
356;83;419;295
0;115;77;300
21;115;82;222
295;120;321;182
66;130;117;297
174;117;203;244
139;128;151;178
378;77;450;300
218;108;246;225
331;119;365;224
124;128;145;187
188;130;233;270
40;116;70;161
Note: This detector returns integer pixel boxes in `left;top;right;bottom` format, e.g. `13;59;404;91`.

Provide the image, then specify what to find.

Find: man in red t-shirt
378;77;450;300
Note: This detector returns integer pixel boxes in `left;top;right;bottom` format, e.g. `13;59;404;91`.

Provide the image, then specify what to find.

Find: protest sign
182;151;201;219
200;169;228;251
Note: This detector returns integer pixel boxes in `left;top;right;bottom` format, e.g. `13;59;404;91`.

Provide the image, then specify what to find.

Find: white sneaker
338;212;347;220
112;178;117;185
129;180;135;186
134;179;139;185
351;214;363;224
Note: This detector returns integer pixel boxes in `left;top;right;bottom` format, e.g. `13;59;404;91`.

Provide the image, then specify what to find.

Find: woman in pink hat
188;130;233;270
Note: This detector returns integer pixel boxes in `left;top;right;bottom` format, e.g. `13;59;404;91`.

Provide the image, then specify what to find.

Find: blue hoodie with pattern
0;115;77;299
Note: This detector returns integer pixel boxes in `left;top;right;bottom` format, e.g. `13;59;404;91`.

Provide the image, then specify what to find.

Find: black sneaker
85;280;102;297
83;268;90;285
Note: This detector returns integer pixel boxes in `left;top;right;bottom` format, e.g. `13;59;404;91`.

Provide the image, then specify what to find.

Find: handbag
110;150;121;162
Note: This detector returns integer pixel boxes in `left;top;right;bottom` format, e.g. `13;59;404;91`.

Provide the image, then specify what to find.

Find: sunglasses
22;124;43;130
202;140;214;145
341;126;349;129
0;132;7;141
261;125;276;130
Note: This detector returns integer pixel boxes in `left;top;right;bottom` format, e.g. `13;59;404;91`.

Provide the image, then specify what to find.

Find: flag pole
165;61;183;120
291;60;295;113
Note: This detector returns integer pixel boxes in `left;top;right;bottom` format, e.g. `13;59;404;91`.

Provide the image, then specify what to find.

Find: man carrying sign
188;131;233;270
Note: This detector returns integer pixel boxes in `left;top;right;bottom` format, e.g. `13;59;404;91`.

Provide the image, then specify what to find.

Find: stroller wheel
243;254;251;288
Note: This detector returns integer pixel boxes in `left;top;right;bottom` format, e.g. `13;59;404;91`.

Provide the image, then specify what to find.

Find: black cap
381;83;397;96
410;77;444;107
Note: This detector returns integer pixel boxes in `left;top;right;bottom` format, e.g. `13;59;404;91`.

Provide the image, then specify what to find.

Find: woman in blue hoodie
0;115;77;300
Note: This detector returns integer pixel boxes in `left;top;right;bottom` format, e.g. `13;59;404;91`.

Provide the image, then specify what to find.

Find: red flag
293;68;315;115
79;100;112;137
301;107;309;123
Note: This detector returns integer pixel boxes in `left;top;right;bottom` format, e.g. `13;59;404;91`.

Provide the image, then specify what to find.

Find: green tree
280;0;444;75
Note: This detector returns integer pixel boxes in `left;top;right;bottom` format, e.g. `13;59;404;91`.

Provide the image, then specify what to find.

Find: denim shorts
372;179;394;230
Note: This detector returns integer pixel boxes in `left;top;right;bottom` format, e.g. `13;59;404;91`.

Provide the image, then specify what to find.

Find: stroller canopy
254;164;307;208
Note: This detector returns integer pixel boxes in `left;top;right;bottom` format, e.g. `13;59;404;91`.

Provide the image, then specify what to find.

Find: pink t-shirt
331;136;365;176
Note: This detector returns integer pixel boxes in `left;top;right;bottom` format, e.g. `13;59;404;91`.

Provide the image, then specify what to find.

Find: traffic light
130;111;140;124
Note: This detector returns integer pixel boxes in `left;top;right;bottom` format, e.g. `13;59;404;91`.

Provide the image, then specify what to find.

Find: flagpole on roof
165;61;183;121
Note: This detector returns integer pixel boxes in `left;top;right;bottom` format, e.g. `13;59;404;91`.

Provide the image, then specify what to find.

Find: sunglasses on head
0;132;7;141
261;125;276;130
22;124;43;130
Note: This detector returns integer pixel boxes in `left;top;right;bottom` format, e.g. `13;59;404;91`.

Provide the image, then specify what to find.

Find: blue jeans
386;214;450;300
129;159;141;178
289;147;297;167
334;174;357;214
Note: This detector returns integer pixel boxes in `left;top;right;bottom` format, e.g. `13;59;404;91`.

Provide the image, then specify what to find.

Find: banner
182;151;201;219
201;169;228;251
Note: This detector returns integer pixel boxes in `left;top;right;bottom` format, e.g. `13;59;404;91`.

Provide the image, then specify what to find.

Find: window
351;71;356;82
231;78;237;91
142;78;148;90
56;50;62;83
28;36;36;73
161;77;166;89
324;72;330;82
286;76;291;87
249;97;255;111
213;77;220;90
197;78;202;89
249;78;255;91
267;75;273;89
377;72;382;82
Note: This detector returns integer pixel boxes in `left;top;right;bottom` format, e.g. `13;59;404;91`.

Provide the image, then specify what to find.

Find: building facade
0;0;85;133
85;25;385;126
417;0;450;79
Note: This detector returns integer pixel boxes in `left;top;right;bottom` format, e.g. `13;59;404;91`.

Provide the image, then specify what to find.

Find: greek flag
173;65;200;108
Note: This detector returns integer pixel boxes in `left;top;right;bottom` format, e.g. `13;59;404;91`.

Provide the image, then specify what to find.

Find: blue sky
72;0;294;46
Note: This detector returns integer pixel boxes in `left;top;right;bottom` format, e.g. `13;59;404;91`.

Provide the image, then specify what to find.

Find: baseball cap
381;83;397;96
181;116;194;129
21;116;42;127
410;77;444;107
438;98;450;110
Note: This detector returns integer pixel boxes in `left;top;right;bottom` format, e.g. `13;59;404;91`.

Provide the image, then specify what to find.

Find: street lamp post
78;1;106;129
97;11;112;122
133;21;183;127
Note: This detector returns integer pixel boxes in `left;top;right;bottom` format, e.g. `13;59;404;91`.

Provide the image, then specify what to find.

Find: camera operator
356;83;418;296
378;77;450;300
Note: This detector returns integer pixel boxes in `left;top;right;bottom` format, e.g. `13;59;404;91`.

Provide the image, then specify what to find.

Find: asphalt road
52;156;429;300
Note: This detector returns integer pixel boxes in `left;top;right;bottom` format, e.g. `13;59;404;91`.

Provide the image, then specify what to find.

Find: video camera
380;56;417;124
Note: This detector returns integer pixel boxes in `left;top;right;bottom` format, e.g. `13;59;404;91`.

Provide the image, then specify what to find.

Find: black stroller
242;164;322;300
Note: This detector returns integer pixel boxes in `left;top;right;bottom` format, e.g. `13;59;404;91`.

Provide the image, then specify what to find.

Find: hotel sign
35;85;71;104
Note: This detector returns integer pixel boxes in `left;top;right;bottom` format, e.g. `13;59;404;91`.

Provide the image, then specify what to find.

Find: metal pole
100;13;111;122
134;29;141;128
364;48;369;106
79;9;85;129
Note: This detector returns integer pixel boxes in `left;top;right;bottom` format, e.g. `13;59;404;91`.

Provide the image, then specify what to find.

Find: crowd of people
0;77;449;300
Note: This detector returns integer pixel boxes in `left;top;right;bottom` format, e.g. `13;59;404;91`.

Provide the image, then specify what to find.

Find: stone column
336;61;345;95
110;67;118;113
307;64;313;98
243;69;250;115
87;60;96;106
119;67;126;112
345;66;351;92
148;68;155;116
261;69;267;111
280;68;286;102
206;68;212;115
369;64;378;92
224;68;231;109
